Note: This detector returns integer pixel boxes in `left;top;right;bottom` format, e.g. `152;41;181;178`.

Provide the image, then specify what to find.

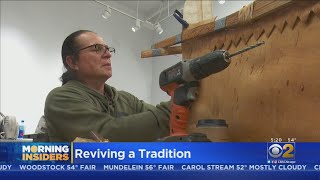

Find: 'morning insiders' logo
267;143;295;160
22;145;69;161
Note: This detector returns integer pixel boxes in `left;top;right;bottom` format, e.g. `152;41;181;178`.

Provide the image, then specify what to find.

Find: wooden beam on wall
141;46;182;58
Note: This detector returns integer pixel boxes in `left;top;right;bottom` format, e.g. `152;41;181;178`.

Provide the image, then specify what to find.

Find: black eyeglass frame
75;44;115;55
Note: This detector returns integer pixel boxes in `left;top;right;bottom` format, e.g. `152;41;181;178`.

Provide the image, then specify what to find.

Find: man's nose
102;49;112;58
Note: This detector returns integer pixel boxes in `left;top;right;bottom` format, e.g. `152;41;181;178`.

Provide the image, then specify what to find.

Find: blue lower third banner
0;142;320;172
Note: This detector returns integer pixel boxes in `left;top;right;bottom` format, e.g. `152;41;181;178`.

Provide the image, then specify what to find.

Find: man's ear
66;56;79;70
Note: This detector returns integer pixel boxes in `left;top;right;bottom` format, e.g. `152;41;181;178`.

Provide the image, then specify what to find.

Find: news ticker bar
1;164;320;171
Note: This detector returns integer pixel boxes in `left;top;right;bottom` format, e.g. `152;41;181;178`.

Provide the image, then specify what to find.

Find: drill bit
227;41;265;58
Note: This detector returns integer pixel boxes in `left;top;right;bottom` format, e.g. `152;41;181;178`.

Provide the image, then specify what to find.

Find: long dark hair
60;30;95;85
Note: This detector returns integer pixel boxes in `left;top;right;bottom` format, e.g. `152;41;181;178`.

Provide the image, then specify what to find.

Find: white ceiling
116;1;166;17
99;0;185;23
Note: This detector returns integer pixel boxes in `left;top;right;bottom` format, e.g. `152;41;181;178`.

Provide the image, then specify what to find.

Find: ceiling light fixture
219;0;226;5
154;23;163;34
102;6;112;19
152;1;164;35
132;1;141;32
132;19;141;32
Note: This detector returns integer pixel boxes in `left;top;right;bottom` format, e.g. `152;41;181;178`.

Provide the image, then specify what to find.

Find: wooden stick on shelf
141;46;182;58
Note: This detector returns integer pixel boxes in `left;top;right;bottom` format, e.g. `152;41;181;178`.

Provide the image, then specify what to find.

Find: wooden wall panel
185;2;320;142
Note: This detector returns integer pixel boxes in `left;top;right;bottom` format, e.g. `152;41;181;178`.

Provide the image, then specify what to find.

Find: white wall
0;1;154;134
150;0;254;105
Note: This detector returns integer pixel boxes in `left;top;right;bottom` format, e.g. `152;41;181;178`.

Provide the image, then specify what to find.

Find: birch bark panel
183;1;203;24
183;0;213;24
201;1;214;21
182;0;214;59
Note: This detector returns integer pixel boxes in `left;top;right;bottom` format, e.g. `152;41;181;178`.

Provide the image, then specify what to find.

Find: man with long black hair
44;30;170;142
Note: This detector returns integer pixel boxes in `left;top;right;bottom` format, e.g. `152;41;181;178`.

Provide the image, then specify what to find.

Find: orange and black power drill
158;42;265;142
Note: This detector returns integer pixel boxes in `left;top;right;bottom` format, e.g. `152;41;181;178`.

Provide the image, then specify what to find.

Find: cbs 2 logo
268;143;295;159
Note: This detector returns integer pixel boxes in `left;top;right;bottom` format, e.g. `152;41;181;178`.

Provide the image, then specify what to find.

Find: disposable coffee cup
194;119;230;142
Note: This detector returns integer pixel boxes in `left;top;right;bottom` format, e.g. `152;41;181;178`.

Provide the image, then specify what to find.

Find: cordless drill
158;42;265;142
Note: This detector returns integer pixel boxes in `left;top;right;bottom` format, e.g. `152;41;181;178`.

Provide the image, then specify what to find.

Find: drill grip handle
168;82;199;136
169;101;190;136
173;81;199;107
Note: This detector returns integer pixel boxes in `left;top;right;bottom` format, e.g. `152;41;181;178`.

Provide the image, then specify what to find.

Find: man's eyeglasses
77;44;115;55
